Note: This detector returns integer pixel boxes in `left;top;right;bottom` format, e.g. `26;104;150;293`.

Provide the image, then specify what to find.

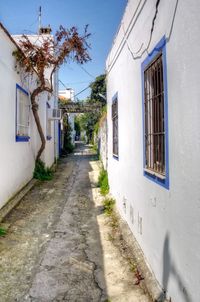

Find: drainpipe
54;69;58;163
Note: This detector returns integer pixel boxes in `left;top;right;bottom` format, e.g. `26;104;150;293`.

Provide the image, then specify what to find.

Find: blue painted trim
112;92;119;160
16;135;30;142
46;135;52;141
16;84;30;143
112;91;118;102
141;36;169;189
16;83;29;96
15;84;17;141
58;121;62;157
46;102;51;108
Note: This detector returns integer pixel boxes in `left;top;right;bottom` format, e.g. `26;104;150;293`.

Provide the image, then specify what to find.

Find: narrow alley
0;144;150;302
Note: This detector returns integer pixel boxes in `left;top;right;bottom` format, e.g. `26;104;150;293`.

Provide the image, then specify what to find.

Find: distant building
59;88;75;102
58;89;75;145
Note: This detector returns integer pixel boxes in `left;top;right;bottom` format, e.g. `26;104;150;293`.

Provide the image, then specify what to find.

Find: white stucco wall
58;90;75;146
0;26;58;210
98;114;107;170
106;1;200;301
68;113;76;145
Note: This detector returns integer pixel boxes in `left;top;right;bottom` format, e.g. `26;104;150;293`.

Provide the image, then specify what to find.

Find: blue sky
0;0;127;99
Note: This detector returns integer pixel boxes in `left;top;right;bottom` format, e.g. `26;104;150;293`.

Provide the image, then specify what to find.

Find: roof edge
0;22;39;77
0;22;22;51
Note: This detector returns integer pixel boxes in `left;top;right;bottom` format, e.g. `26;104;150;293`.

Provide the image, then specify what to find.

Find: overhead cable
80;65;95;79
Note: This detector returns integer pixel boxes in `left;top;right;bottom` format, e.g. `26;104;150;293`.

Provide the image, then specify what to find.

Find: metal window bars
144;53;165;176
112;99;118;157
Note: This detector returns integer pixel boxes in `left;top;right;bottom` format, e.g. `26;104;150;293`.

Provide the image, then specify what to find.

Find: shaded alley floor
0;144;150;302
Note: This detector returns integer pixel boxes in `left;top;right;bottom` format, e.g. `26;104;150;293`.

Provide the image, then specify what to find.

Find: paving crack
80;228;104;301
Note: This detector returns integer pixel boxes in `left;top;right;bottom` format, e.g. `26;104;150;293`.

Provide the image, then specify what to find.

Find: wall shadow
158;233;192;302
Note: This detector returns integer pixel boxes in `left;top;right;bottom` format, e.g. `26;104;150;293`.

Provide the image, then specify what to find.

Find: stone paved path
0;144;150;302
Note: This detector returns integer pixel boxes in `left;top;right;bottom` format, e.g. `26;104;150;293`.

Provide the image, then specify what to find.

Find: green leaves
33;160;53;181
103;198;115;216
0;228;7;237
98;168;109;196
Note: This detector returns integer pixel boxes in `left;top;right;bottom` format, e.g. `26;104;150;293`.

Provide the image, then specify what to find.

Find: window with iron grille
112;97;118;157
16;84;30;142
144;53;165;177
46;102;52;140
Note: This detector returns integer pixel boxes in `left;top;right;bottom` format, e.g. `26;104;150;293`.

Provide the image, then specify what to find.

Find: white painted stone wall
98;114;107;170
67;113;76;145
0;25;58;210
58;90;76;146
106;1;200;301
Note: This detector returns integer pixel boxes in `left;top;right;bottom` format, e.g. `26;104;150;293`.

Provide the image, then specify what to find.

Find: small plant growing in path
103;197;144;287
33;159;53;181
0;227;7;237
98;168;109;195
134;268;144;285
103;198;115;216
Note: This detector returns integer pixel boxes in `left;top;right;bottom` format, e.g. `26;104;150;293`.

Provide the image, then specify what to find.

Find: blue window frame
46;102;52;140
141;36;169;189
16;84;30;142
112;92;119;159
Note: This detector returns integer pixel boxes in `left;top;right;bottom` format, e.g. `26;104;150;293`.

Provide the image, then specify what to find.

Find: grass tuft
103;198;115;216
33;159;53;181
98;168;109;195
0;227;7;237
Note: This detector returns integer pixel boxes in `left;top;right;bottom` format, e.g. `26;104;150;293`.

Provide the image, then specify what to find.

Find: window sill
46;136;52;141
144;168;166;180
16;135;30;142
113;154;119;160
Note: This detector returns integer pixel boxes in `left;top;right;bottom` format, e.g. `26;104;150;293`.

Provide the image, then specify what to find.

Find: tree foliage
13;25;91;160
62;115;74;154
90;74;106;105
76;74;106;143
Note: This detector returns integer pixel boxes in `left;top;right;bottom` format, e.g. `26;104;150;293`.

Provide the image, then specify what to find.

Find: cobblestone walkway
0;144;150;302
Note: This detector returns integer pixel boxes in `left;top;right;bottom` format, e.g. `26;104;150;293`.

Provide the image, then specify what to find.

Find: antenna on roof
38;6;42;34
38;6;52;35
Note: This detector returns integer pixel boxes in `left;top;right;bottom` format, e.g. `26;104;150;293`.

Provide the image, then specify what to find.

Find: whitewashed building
59;89;76;145
98;112;107;169
59;88;75;102
106;1;200;301
0;23;59;212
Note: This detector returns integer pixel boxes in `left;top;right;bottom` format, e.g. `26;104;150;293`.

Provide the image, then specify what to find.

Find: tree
74;115;81;138
79;74;106;142
62;115;74;154
90;74;106;105
13;25;90;160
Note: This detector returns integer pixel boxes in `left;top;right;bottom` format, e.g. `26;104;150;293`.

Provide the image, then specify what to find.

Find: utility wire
74;85;90;98
66;80;90;85
59;79;89;86
59;79;68;89
80;65;95;79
